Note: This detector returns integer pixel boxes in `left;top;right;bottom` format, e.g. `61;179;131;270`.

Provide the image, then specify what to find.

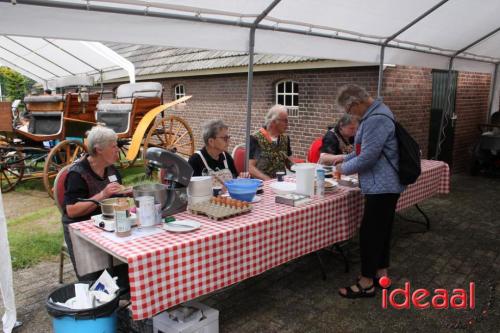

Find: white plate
270;181;297;195
163;220;201;233
251;195;261;203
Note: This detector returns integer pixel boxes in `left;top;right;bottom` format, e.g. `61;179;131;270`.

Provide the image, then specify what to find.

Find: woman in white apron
188;120;240;188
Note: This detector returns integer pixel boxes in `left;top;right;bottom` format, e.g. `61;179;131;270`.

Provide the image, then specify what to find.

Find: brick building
105;44;492;172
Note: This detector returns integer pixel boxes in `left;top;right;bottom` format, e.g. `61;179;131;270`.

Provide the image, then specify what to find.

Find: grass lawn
7;165;148;270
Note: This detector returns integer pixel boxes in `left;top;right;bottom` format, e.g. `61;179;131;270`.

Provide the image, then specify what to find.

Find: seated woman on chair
188;120;245;188
62;126;128;280
319;114;358;165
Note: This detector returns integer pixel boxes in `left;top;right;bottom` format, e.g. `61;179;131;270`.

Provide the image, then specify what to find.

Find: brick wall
112;65;490;173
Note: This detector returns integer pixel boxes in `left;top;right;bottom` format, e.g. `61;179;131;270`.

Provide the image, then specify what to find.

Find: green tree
0;66;34;102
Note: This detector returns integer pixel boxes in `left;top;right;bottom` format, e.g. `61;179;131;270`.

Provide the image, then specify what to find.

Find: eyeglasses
215;136;231;142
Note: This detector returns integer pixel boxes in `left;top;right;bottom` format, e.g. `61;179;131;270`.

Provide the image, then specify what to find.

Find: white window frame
174;84;185;100
275;80;299;117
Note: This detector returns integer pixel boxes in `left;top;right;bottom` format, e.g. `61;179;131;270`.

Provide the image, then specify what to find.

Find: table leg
108;254;115;275
315;252;327;280
397;204;431;232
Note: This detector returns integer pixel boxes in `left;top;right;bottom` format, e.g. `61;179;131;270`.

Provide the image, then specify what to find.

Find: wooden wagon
0;82;195;198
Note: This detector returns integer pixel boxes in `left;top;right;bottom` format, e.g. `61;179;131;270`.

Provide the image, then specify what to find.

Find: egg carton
188;197;252;220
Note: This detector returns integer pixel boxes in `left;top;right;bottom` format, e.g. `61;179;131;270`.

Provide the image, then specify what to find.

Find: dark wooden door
428;70;457;166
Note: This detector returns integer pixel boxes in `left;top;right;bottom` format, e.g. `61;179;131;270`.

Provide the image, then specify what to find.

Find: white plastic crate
153;301;218;333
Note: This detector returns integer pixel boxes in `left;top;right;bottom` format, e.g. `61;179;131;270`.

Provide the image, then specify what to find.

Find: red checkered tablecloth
397;160;450;211
72;184;363;320
71;159;449;320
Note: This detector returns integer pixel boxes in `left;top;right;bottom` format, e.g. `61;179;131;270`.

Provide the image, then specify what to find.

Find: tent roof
0;35;135;86
0;0;499;74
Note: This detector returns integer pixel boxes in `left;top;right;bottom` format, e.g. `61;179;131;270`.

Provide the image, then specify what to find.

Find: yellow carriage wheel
142;115;195;163
43;140;87;199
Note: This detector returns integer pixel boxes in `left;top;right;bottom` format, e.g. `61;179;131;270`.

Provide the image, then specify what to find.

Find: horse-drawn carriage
0;81;195;197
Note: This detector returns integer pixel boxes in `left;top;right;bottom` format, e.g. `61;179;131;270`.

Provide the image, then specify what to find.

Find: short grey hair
335;113;357;132
86;126;117;156
202;120;228;145
336;84;371;112
264;104;287;127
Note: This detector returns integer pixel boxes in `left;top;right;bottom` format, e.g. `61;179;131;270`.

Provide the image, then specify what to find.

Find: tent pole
244;28;256;172
244;0;282;172
377;46;385;98
377;0;449;99
487;63;499;123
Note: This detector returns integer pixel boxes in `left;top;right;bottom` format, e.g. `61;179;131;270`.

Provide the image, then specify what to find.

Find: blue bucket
46;282;119;333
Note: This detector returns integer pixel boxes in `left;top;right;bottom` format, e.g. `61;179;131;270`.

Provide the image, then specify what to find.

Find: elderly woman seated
62;126;128;280
319;114;358;165
188;120;241;188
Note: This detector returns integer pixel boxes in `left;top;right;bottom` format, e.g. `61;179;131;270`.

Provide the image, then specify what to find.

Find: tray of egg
188;196;252;220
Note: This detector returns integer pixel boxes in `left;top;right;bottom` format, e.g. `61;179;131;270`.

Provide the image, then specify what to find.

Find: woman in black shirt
320;114;358;164
188;120;239;187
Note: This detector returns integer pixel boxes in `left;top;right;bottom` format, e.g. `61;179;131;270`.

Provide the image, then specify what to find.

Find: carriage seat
28;111;63;135
24;95;65;103
96;82;162;113
96;111;130;134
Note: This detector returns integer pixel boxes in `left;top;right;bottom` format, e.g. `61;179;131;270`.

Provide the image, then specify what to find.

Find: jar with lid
114;198;131;237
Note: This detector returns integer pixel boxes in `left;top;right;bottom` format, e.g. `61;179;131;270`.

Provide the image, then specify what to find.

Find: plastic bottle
316;168;325;198
114;198;131;237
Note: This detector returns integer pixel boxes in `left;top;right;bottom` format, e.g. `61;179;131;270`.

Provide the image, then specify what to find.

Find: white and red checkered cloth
397;159;450;211
70;159;449;320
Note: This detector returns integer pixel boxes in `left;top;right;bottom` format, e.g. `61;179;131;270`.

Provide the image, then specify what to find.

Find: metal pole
244;28;256;172
377;46;385;98
487;63;499;123
377;0;449;98
244;0;282;172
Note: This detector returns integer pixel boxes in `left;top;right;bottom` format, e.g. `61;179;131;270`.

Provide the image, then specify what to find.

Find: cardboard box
153;301;219;333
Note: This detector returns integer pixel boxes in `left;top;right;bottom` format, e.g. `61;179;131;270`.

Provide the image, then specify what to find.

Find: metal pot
77;197;128;218
132;183;170;211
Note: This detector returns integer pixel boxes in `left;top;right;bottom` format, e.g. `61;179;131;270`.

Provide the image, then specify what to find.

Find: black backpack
366;113;421;185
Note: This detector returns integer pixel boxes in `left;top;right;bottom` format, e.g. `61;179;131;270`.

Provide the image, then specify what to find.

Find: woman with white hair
249;104;293;180
62;126;127;278
188;120;239;187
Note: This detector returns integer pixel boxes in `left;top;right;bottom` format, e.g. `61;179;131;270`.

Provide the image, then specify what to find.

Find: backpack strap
361;113;399;173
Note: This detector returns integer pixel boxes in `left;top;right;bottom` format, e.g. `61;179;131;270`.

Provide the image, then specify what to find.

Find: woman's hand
100;182;122;199
319;153;345;165
238;171;250;178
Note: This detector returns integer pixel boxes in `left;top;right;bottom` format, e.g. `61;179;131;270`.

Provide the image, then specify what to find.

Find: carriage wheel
43;140;87;199
142;115;195;163
0;148;25;193
116;139;138;169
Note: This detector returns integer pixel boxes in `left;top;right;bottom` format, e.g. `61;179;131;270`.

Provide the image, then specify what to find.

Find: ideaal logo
380;277;475;309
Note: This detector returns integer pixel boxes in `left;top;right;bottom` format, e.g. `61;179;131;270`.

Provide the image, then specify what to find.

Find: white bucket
188;176;213;197
294;163;316;196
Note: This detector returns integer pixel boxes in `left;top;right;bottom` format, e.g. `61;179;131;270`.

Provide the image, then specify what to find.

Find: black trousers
360;193;400;278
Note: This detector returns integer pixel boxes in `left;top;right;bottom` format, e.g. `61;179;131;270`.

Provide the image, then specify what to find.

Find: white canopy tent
0;35;136;88
0;2;499;330
0;0;499;155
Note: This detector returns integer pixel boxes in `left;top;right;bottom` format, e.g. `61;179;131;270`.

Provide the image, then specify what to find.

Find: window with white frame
174;84;185;100
275;80;299;116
